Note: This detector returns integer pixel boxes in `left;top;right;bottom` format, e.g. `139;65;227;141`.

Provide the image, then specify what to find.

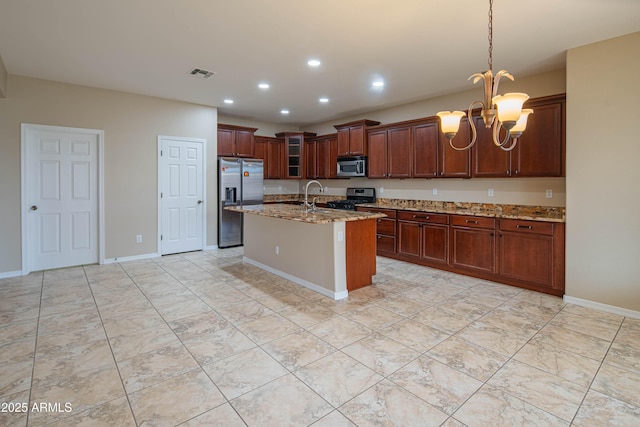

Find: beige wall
0;75;218;273
0;54;7;98
565;32;640;312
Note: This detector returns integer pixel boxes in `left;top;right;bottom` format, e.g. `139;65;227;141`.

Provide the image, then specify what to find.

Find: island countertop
225;203;386;224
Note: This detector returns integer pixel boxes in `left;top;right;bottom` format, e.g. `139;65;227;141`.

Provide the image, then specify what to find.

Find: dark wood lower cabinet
450;215;496;274
397;211;449;265
497;218;565;293
358;207;565;296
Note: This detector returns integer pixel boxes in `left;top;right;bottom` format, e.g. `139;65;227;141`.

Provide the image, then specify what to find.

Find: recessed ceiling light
258;83;270;89
319;97;329;103
307;59;321;67
280;109;290;115
372;80;385;88
223;99;234;104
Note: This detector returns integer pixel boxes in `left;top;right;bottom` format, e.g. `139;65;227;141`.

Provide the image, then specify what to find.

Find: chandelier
437;0;533;152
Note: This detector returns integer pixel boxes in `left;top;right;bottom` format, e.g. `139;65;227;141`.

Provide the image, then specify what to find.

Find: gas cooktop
327;188;376;211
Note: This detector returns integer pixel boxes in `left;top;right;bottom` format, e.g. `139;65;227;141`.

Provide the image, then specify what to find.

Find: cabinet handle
515;169;520;175
465;219;478;224
516;224;533;229
413;215;430;220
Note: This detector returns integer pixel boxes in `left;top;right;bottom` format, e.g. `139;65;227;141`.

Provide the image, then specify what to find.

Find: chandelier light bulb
437;111;466;139
493;93;530;129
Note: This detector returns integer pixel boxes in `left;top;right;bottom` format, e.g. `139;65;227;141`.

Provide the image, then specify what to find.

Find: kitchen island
225;204;386;300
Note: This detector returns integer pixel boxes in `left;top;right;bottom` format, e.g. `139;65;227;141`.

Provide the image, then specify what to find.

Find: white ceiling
1;0;639;126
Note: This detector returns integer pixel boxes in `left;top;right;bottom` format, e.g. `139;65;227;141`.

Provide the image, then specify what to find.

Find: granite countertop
226;203;386;224
263;195;566;223
358;200;565;223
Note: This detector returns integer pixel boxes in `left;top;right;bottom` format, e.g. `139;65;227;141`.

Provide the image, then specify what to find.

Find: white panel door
160;138;204;254
26;127;99;271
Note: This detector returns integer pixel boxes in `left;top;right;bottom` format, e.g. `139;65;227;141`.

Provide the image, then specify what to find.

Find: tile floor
1;248;639;426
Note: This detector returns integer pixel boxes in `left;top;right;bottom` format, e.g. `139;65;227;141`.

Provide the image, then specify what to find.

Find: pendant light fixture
437;0;533;152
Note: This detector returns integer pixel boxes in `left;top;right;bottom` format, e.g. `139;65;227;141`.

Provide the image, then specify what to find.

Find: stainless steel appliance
337;155;367;177
327;187;376;211
218;157;264;248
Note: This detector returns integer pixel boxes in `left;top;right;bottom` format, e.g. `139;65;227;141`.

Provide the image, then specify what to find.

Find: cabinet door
349;126;366;155
421;223;449;264
439;118;471;178
305;141;318;179
387;127;412;178
472;115;511;177
217;128;235;156
513;102;563;177
412;121;439;178
254;138;267;174
337;129;350;157
267;140;283;179
397;221;421;258
450;226;495;273
235;130;254;157
498;231;553;287
367;130;388;178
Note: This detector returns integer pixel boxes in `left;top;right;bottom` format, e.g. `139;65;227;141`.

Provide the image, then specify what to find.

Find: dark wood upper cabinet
412;119;439;178
473;94;565;177
254;136;283;179
514;95;565;177
217;124;257;157
366;125;411;178
438;117;472;178
334;119;380;157
305;134;338;179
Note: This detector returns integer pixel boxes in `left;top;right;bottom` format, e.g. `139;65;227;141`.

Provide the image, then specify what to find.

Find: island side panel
242;214;348;298
345;218;377;291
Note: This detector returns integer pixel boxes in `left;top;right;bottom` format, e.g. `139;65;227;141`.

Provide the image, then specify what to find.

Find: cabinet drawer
451;215;495;229
357;207;396;218
499;219;554;235
376;235;396;253
397;211;448;224
376;218;396;236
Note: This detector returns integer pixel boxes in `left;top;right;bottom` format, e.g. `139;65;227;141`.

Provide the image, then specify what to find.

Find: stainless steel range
327;187;376;211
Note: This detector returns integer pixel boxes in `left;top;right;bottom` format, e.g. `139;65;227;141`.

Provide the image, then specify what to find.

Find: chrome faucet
304;180;324;212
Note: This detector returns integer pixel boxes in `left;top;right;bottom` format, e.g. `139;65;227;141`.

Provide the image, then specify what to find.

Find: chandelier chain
488;0;493;72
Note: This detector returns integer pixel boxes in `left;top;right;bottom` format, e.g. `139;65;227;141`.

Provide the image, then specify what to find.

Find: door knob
30;205;38;211
197;200;203;204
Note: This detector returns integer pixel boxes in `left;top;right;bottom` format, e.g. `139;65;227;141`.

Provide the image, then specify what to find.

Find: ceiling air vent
189;68;215;79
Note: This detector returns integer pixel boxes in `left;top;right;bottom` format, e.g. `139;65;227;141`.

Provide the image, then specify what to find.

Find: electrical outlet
546;189;553;198
488;188;494;197
433;188;438;196
136;234;142;243
275;245;279;255
379;187;384;194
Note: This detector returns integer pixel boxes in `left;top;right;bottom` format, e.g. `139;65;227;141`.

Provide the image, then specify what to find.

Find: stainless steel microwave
337;156;367;177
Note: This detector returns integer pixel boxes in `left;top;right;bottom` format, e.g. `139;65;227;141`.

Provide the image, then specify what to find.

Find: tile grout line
25;270;44;427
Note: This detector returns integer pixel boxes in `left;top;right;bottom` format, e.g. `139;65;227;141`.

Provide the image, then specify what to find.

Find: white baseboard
103;252;161;264
243;256;348;301
563;295;640;320
205;244;218;250
0;270;23;279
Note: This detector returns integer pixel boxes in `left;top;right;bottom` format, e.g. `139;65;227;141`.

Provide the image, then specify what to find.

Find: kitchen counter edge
225;204;386;224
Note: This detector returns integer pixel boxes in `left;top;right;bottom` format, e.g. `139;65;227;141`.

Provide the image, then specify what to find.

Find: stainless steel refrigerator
218;157;264;248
